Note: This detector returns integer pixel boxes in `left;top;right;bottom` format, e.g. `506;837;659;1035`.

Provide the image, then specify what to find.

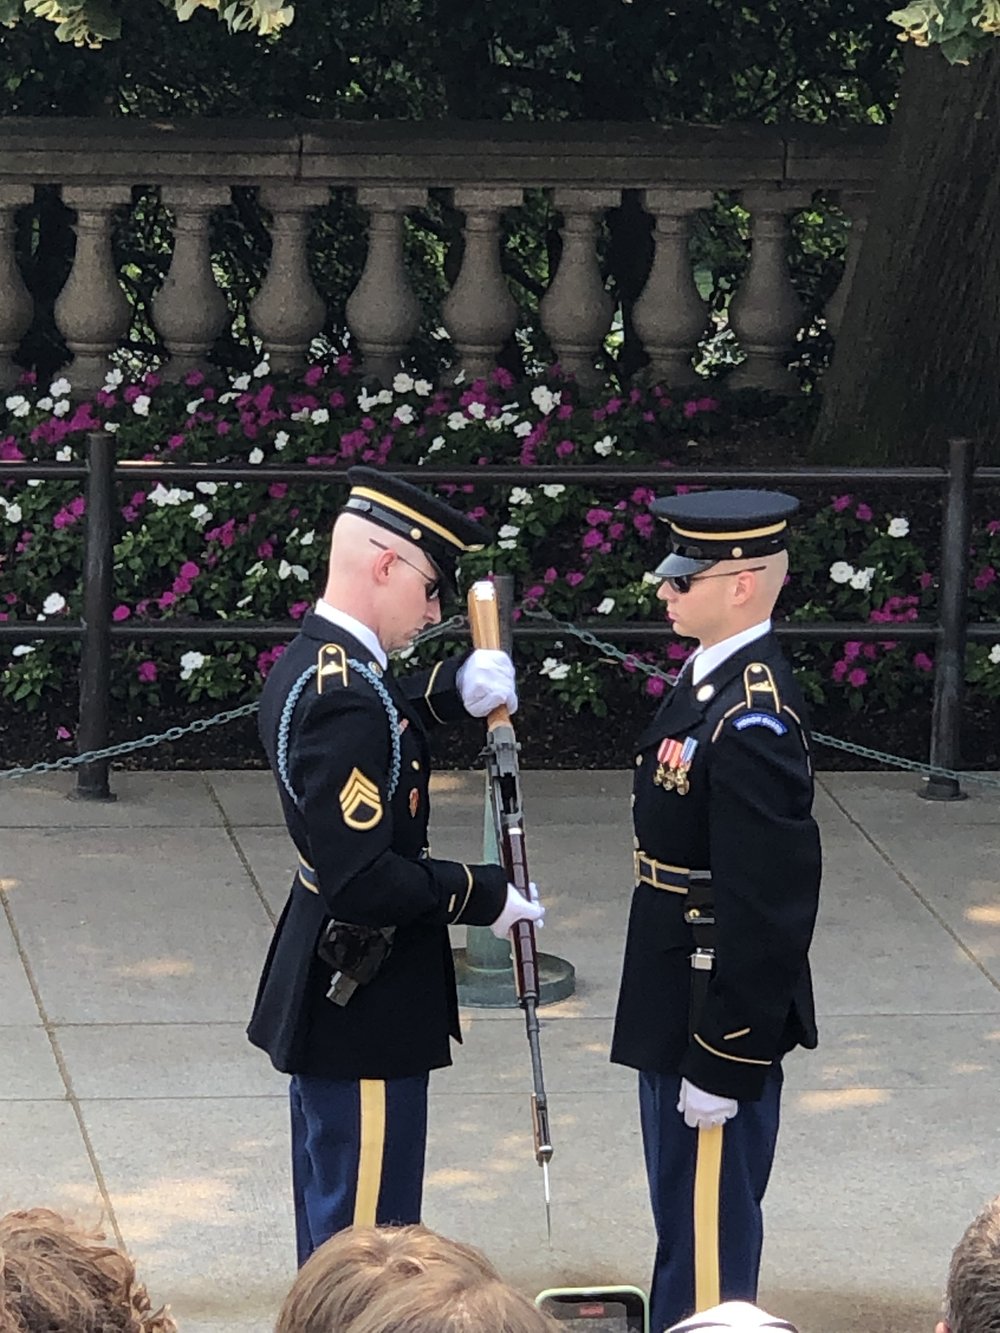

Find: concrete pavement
2;767;1000;1333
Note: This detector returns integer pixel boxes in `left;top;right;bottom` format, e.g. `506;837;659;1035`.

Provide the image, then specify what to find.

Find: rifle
467;578;553;1240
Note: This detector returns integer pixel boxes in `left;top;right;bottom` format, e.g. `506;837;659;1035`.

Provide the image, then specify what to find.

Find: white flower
498;539;516;550
541;484;566;499
52;400;70;418
414;379;432;397
498;411;519;427
26;480;42;488
509;487;533;506
274;431;289;451
179;650;207;680
357;390;378;411
278;561;309;582
539;656;571;681
11;644;35;658
530;385;560;415
42;593;66;616
300;530;316;547
189;504;212;525
103;369;124;388
196;481;218;495
147;484;193;507
396;644;416;660
253;359;270;377
513;421;532;438
186;398;203;414
593;435;616;457
232;374;251;391
104;422;120;433
289;408;311;422
849;566;876;591
447;412;467;431
642;571;661;585
990;644;1000;666
393;373;415;394
498;524;520;539
887;517;910;538
5;395;26;410
3;503;22;524
8;398;30;418
467;401;486;420
311;408;330;425
236;593;254;608
376;389;393;406
55;446;72;462
426;437;446;456
218;391;238;405
248;448;264;465
49;378;71;397
596;597;615;615
37;397;53;412
393;403;415;425
132;394;151;417
829;561;854;585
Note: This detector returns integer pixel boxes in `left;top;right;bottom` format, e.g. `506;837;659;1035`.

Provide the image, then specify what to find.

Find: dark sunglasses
369;538;442;602
664;565;767;594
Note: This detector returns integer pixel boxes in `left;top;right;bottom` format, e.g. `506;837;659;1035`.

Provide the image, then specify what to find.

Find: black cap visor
652;552;719;580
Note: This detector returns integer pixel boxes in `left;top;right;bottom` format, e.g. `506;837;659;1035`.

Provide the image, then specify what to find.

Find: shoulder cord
276;661;401;809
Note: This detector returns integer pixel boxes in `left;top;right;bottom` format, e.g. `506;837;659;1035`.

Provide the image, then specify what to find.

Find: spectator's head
939;1196;1000;1333
0;1208;174;1333
276;1223;554;1333
668;1302;798;1333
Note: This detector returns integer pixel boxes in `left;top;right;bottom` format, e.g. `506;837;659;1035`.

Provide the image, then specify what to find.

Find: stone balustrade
0;119;886;394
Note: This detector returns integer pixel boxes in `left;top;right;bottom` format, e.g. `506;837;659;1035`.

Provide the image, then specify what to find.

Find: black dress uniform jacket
248;612;507;1080
611;633;821;1101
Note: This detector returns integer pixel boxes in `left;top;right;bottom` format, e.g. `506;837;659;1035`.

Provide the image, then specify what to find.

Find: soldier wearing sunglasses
611;489;822;1333
249;466;543;1264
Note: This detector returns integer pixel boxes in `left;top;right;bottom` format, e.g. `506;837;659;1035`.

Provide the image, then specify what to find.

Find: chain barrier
2;609;998;793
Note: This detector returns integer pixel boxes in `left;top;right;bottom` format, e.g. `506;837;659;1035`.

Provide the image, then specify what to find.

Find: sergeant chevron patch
339;768;383;829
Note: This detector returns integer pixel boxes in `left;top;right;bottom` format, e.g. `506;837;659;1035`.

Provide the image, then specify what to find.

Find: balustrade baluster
251;186;328;372
539;188;618;389
346;188;426;384
154;186;231;380
727;189;810;394
442;187;522;383
0;187;33;392
633;189;712;387
824;192;870;339
54;187;132;395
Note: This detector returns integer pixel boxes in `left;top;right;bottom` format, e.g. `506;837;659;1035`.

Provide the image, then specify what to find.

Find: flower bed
2;361;1000;758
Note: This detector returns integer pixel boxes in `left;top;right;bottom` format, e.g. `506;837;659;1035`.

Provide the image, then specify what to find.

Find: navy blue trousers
289;1072;429;1266
638;1069;782;1333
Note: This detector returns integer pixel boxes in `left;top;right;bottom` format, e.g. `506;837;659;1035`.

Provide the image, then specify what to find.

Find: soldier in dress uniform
248;466;544;1264
610;489;822;1333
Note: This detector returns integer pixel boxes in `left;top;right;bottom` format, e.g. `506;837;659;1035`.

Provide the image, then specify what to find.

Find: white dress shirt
689;619;771;685
313;599;387;670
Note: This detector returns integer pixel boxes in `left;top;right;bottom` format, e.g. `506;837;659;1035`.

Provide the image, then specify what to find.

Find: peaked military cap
342;465;491;592
650;488;800;579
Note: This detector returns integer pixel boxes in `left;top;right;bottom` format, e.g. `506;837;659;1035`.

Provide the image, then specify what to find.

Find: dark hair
945;1196;1000;1333
0;1208;175;1333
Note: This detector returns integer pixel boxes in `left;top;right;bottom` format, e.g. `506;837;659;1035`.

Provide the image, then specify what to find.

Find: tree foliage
0;0;292;46
888;0;1000;62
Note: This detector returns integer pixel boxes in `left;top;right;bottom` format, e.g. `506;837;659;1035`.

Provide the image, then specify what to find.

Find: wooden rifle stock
467;581;553;1193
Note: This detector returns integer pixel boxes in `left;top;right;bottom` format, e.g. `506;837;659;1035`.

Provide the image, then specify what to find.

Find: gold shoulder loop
317;643;349;692
742;661;781;714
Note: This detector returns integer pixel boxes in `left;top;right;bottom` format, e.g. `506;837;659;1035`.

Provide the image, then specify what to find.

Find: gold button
635;755;642;766
410;526;422;540
411;759;420;770
696;684;715;702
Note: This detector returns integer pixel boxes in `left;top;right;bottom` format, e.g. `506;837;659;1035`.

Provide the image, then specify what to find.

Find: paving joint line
200;774;277;927
0;888;124;1246
821;785;1000;997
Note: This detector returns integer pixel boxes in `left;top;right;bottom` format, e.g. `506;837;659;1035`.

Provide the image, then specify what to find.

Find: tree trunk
812;45;1000;465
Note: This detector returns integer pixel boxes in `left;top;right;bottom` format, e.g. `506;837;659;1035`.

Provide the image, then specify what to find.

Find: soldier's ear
935;1321;950;1333
372;545;396;587
731;569;756;605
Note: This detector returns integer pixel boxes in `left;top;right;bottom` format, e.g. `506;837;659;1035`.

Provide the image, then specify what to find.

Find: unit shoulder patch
732;711;788;736
339;767;383;830
317;643;349;691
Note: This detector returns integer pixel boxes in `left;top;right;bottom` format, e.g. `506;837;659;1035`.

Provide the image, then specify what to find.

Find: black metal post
922;437;974;801
71;431;116;802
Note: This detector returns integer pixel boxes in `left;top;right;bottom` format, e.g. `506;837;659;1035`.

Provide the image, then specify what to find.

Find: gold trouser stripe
693;1124;724;1312
353;1079;387;1226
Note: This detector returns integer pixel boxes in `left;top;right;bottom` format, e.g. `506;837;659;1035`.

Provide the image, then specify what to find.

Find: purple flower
289;601;310;620
848;667;869;687
565;571;585;587
974;566;996;590
257;540;275;559
111;604;131;622
56;726;72;741
137;661;158;683
159;591;177;609
303;365;324;387
913;652;934;673
832;660;848;682
855;503;873;522
184;370;205;387
179;561;200;580
586;508;613;526
918;572;934;589
172;577;192;596
268;482;289;500
645;676;666;698
555;440;575;458
844;641;862;661
831;494;853;513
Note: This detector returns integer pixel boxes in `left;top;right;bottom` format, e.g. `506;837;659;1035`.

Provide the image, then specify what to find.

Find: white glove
490;881;544;938
457;649;518;718
677;1077;739;1130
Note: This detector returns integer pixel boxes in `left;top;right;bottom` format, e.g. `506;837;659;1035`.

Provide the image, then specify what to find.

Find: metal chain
523;608;1000;793
3;608;998;792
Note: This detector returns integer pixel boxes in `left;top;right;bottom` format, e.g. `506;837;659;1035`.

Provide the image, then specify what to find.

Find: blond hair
0;1209;174;1333
276;1224;553;1333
